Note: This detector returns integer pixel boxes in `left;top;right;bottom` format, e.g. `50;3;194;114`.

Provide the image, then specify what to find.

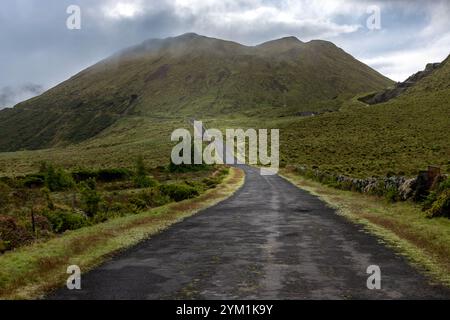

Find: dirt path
50;166;450;299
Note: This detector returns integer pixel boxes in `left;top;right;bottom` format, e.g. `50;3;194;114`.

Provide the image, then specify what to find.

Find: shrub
133;156;158;188
42;164;74;191
426;190;450;218
71;169;98;183
42;210;89;233
159;183;200;202
134;175;157;189
72;168;132;183
0;240;8;253
437;177;450;193
33;215;53;231
104;201;133;215
27;215;53;238
79;178;101;217
21;174;45;188
129;196;147;210
423;177;450;217
133;156;157;188
167;162;209;173
0;215;33;249
89;211;112;224
135;155;147;177
385;187;400;203
134;188;171;208
202;177;219;188
219;167;230;176
97;168;132;182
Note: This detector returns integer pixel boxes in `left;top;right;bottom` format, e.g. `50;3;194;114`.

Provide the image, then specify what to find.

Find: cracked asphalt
50;166;450;299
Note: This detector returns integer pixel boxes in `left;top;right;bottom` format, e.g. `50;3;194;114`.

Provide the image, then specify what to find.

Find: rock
399;178;417;200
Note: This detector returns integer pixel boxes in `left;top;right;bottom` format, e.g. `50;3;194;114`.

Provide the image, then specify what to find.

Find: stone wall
293;165;446;202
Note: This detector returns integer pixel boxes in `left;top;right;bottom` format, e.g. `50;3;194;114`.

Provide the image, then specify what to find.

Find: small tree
41;187;54;210
42;164;74;192
14;188;41;236
133;156;156;188
79;178;101;217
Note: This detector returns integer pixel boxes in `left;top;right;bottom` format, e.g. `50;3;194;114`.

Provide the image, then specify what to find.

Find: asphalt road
50;166;450;299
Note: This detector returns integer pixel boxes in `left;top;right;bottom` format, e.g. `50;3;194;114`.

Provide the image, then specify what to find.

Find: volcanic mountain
0;33;393;152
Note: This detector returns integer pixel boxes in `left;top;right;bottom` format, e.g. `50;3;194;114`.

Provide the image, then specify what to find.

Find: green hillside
1;34;446;180
0;33;392;152
277;54;450;177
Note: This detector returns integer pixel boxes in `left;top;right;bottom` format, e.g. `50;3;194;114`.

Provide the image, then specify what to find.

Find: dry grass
281;167;450;287
0;167;245;300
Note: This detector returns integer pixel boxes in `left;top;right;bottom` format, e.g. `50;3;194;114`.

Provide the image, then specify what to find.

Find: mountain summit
0;34;393;151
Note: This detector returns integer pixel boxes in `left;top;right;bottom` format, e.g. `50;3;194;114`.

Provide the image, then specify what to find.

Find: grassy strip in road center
280;168;450;288
0;167;245;300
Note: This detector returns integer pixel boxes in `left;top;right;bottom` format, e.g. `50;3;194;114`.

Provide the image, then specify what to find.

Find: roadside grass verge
281;168;450;287
0;167;245;300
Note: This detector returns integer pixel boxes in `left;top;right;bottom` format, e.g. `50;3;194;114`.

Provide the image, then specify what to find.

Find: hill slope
0;33;392;152
275;54;450;177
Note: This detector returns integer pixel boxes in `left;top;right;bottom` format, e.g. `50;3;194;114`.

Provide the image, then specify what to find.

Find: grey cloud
0;0;449;94
0;83;44;110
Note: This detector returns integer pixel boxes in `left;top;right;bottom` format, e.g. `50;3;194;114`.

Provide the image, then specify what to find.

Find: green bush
133;156;158;188
21;174;45;188
72;168;132;183
219;167;230;176
42;210;89;233
0;240;9;253
426;190;450;218
422;191;438;211
104;201;134;215
71;169;98;183
97;168;132;182
133;175;157;189
202;177;219;188
79;178;102;217
137;188;171;207
385;187;400;203
89;211;112;224
42;164;74;191
167;162;209;173
159;183;200;202
437;177;450;192
423;177;450;218
129;196;147;210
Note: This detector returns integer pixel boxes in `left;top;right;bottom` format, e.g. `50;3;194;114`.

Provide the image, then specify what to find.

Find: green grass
277;89;450;178
0;117;181;176
281;168;450;287
0;167;245;299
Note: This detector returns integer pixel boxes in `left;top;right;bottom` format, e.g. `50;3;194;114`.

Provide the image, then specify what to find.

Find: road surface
50;166;450;299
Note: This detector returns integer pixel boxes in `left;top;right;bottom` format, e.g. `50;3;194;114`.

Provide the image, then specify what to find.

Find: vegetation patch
0;167;244;299
0;157;228;253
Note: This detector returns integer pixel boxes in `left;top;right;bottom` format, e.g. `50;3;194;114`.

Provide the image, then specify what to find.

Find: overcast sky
1;0;449;109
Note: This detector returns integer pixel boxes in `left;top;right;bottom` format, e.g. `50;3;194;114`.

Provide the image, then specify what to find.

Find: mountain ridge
359;55;450;105
0;33;393;152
